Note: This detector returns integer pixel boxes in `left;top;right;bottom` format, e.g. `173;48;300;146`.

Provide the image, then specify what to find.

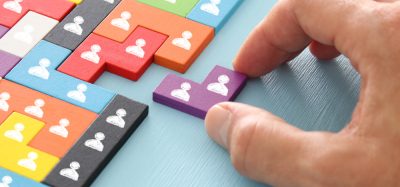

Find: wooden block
0;50;20;77
44;95;148;187
0;11;58;57
0;0;74;28
153;65;247;119
94;0;214;73
0;112;44;145
0;167;48;187
58;26;167;83
0;79;97;158
44;0;121;50
137;0;199;17
187;0;243;32
6;40;116;114
69;0;82;4
0;25;8;38
0;139;59;182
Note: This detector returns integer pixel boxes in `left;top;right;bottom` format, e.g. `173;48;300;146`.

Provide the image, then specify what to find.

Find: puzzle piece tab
0;139;59;182
153;66;247;119
94;0;214;73
0;167;48;187
0;79;97;158
138;0;199;17
6;40;115;114
58;26;167;83
0;112;44;145
44;95;148;187
0;50;20;78
0;11;58;57
45;0;122;50
187;0;243;32
0;25;8;38
0;0;74;28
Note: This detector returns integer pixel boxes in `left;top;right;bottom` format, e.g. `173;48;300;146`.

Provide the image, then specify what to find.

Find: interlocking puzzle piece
0;167;48;187
0;11;58;57
58;27;167;83
0;25;8;38
0;79;97;158
187;0;243;32
153;65;247;118
0;112;44;145
137;0;199;17
0;50;20;77
0;0;74;28
6;40;115;113
44;95;148;187
44;0;121;50
0;139;59;182
94;0;214;73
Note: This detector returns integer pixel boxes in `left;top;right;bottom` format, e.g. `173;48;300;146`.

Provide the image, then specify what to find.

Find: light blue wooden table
93;0;360;186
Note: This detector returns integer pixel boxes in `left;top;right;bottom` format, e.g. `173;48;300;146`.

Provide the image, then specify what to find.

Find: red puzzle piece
58;26;167;83
0;0;74;28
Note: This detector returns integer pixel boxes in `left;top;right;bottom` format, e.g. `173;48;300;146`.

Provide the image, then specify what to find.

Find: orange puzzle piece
94;0;214;73
0;79;97;158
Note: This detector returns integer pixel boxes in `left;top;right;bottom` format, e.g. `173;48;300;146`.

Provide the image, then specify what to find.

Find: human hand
205;0;400;186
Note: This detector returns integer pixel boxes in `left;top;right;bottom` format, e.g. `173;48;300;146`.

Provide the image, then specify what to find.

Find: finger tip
205;103;233;148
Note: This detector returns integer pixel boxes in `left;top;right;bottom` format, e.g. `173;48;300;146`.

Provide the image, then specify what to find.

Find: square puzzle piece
0;167;47;187
0;112;44;145
0;50;20;78
0;11;58;58
44;95;148;187
153;65;247;118
6;40;115;113
187;0;243;32
0;0;74;28
58;26;167;83
138;0;199;17
94;0;214;73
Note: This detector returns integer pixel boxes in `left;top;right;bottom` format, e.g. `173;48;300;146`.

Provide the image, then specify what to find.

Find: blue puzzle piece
6;40;115;113
187;0;243;32
0;167;48;187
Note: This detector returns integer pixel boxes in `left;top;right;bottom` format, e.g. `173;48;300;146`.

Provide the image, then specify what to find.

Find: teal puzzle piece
187;0;242;32
6;40;115;113
0;167;48;187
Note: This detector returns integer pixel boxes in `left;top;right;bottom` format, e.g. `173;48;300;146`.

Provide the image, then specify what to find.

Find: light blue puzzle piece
187;0;243;32
0;167;48;187
6;40;115;113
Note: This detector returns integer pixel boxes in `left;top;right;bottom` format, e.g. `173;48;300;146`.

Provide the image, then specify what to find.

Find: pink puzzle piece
153;66;247;119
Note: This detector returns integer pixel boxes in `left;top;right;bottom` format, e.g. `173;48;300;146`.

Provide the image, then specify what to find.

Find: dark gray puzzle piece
44;95;148;187
44;0;121;50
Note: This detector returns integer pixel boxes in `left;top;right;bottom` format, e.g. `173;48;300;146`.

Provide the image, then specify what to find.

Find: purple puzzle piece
0;25;8;38
0;50;21;77
153;65;247;119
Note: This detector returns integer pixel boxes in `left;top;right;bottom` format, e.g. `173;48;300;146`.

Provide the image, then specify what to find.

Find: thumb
205;102;335;186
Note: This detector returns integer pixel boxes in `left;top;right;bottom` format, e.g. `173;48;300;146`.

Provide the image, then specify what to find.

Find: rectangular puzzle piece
137;0;199;17
94;0;214;73
58;26;167;83
187;0;243;32
5;40;115;113
0;50;20;78
0;167;48;187
44;0;121;50
44;95;148;187
0;11;58;57
0;0;74;28
153;65;247;118
0;79;97;158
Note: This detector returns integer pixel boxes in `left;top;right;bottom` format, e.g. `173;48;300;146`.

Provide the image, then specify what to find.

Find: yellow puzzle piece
0;112;44;145
69;0;82;4
0;139;60;182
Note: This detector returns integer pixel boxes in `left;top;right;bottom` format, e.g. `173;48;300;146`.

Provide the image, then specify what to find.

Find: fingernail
206;104;232;148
